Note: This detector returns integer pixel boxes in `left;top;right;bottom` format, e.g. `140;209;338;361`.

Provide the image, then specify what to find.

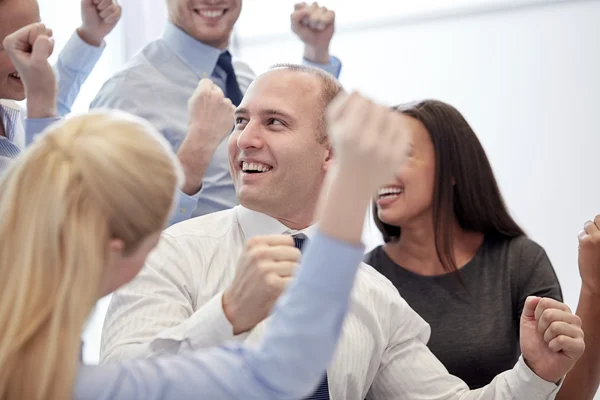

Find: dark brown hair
373;99;525;274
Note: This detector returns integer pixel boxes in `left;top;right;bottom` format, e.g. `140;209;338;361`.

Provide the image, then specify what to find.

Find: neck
385;216;484;276
275;212;316;231
170;19;230;50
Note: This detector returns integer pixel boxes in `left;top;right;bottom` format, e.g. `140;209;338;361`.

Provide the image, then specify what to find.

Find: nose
236;120;265;150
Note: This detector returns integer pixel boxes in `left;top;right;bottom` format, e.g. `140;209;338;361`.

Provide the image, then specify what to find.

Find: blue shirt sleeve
54;31;105;117
24;32;104;145
74;230;364;400
302;56;342;79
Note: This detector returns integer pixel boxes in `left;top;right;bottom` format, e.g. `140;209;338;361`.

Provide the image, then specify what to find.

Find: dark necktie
292;234;331;400
216;51;243;106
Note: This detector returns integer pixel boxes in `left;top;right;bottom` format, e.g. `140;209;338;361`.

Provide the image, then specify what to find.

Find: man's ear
323;143;334;172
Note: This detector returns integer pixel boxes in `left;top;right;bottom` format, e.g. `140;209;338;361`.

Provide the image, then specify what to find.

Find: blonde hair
0;111;182;400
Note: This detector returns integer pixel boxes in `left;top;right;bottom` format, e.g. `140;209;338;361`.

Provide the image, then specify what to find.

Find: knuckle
246;236;261;248
540;308;555;324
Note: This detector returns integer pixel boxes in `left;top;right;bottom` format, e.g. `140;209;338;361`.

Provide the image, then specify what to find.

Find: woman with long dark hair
365;99;562;389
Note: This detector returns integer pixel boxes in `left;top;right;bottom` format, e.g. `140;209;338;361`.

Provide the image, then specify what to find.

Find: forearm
26;93;57;119
319;167;373;246
303;45;330;65
102;291;237;362
54;30;104;116
177;131;219;195
556;288;600;400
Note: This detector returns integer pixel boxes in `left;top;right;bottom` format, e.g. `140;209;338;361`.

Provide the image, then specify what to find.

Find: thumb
521;296;541;321
31;35;54;64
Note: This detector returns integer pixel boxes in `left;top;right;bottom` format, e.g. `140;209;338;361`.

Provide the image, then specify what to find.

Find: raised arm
291;2;343;78
556;215;600;400
3;1;121;141
53;0;121;119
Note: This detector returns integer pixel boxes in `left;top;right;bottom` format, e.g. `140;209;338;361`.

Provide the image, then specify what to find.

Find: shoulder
164;208;237;240
353;262;431;342
485;235;548;263
363;245;385;266
91;42;172;108
356;261;399;297
146;209;238;272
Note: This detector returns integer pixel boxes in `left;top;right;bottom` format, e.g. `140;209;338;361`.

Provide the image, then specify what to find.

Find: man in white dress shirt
101;65;582;399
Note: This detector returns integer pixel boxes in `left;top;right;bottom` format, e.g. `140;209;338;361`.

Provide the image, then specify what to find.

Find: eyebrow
234;107;296;122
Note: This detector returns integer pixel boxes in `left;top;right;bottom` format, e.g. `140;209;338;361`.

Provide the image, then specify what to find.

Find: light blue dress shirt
0;32;104;175
74;231;364;400
90;22;342;225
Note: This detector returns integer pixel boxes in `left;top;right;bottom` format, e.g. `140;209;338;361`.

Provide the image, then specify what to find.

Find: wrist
580;283;600;302
76;27;103;47
26;94;57;119
222;291;243;335
177;141;216;195
303;45;330;65
523;357;562;385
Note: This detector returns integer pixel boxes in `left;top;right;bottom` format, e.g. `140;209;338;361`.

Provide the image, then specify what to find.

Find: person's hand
578;215;600;296
177;79;236;195
520;296;585;383
3;23;57;118
325;92;411;194
291;2;335;64
222;235;300;334
78;0;122;47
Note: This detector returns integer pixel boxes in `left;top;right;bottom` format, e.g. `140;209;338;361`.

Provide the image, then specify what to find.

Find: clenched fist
178;79;236;194
223;235;301;335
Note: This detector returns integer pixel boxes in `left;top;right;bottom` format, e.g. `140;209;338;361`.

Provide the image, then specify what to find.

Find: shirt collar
162;21;224;79
235;205;318;240
0;99;21;142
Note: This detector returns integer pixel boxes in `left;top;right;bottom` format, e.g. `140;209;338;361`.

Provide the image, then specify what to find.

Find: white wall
236;0;600;312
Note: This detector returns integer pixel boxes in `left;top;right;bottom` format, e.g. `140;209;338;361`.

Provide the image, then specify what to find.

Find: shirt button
180;208;187;214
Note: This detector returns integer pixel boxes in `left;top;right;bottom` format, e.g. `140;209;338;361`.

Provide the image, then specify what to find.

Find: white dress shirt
101;206;561;399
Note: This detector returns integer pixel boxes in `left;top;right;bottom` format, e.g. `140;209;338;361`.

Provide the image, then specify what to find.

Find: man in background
91;0;341;225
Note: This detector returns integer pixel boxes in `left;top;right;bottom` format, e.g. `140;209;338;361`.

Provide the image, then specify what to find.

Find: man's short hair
269;63;344;144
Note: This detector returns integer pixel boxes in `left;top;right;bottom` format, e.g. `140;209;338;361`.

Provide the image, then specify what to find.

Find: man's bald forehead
0;0;40;38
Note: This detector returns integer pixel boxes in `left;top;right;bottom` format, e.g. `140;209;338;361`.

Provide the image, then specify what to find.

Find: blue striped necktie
292;235;330;400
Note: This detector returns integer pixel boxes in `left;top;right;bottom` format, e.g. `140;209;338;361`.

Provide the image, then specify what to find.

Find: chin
1;89;25;101
377;209;403;227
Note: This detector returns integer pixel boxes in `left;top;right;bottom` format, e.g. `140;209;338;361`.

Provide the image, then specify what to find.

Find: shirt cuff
509;356;562;398
302;56;342;79
59;30;106;74
181;291;238;350
25;117;61;144
168;189;200;226
297;230;364;297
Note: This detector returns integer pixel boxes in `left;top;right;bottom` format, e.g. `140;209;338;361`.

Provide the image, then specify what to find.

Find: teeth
242;161;271;173
9;72;20;79
199;9;224;18
378;187;403;196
